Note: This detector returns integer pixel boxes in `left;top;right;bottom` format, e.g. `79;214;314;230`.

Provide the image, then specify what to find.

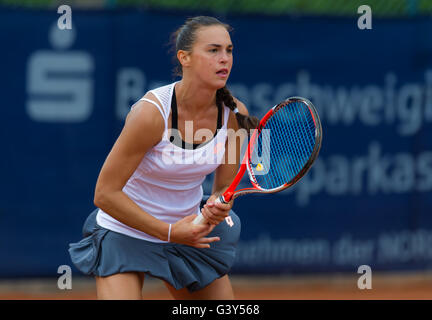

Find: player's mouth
216;68;229;78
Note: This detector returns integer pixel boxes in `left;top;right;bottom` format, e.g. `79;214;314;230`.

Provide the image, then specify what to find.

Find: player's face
188;25;233;89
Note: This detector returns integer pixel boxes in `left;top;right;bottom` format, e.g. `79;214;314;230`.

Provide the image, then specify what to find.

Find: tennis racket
193;96;322;225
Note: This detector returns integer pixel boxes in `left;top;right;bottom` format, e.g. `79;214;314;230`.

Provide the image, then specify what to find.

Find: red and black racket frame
218;96;323;204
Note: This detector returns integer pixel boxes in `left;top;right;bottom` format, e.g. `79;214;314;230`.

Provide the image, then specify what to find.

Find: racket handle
215;195;228;204
192;195;226;225
192;213;206;225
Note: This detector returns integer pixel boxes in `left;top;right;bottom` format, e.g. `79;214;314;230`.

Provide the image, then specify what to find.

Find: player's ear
177;50;191;68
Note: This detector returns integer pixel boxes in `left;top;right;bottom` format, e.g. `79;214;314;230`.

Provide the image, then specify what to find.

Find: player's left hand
200;194;233;225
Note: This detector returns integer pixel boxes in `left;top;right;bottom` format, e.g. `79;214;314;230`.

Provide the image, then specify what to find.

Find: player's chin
214;80;229;90
213;75;230;88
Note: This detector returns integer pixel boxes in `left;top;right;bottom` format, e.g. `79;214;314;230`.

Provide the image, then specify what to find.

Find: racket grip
192;213;206;225
192;195;226;225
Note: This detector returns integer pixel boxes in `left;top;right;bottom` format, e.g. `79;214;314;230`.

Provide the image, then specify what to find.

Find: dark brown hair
170;16;259;131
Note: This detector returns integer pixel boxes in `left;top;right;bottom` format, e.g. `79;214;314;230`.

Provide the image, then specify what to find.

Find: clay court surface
0;272;431;300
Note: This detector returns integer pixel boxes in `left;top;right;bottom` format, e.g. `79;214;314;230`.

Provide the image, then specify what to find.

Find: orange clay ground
0;272;430;300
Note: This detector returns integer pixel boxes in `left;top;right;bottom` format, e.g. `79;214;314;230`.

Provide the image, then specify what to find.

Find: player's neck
175;79;217;114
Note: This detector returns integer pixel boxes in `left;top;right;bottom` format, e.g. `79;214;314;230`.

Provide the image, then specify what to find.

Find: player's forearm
94;190;170;241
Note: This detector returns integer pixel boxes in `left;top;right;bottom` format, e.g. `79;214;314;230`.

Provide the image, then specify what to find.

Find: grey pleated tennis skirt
68;198;241;292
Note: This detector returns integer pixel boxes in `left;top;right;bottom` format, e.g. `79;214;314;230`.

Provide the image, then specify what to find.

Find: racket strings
273;103;312;180
251;101;316;190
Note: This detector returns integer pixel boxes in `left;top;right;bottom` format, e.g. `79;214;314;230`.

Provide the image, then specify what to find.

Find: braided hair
215;86;259;131
170;16;259;131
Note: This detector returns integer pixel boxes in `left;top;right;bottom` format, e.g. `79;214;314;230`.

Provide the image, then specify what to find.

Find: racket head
231;96;322;199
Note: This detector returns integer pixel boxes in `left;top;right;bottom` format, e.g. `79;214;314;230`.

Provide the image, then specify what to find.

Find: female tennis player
69;16;259;299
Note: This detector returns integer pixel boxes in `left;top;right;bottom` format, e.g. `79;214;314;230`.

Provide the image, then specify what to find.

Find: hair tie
233;108;239;114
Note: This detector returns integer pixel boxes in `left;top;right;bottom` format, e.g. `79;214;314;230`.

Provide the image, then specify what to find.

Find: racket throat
219;194;230;204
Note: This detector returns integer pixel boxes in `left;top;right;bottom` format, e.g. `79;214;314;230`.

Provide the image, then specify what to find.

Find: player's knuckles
215;202;231;210
190;229;203;239
204;210;220;221
215;203;230;210
190;233;202;242
213;203;230;211
207;209;219;217
207;207;224;216
212;208;229;218
196;227;211;236
200;227;213;237
203;215;216;225
203;207;216;217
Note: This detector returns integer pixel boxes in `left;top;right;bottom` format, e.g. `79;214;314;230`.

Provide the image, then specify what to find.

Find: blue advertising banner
1;8;432;277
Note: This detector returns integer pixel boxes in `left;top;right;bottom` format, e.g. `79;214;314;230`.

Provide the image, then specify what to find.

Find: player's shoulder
125;93;165;132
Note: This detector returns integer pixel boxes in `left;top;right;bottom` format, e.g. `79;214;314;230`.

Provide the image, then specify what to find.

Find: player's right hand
169;214;220;248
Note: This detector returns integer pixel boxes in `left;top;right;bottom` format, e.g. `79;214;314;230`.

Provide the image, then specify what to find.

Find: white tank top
96;82;230;242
